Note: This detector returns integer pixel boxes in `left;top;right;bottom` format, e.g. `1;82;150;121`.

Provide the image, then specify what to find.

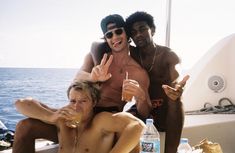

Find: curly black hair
126;11;156;36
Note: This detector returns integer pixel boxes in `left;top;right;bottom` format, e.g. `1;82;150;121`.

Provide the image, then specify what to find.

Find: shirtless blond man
15;81;145;153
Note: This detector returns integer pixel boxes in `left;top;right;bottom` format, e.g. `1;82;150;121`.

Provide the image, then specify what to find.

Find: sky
0;0;235;70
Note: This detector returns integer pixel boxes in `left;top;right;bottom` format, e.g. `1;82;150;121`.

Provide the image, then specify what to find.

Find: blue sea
0;68;78;131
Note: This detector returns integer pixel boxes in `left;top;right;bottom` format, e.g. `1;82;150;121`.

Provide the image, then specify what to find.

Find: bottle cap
180;138;189;143
146;118;154;124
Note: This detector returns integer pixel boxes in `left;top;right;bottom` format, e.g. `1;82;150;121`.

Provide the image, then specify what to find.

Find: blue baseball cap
100;14;125;34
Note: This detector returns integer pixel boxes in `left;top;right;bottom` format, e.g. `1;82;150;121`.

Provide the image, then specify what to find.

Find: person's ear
151;27;155;36
92;101;97;107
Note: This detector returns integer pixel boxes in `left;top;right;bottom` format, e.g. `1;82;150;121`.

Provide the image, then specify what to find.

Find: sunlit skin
15;83;145;153
76;23;152;119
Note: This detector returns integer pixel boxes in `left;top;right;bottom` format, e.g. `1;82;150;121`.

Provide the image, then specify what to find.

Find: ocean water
0;68;78;131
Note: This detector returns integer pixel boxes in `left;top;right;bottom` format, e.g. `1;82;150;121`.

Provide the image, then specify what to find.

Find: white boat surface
181;33;235;153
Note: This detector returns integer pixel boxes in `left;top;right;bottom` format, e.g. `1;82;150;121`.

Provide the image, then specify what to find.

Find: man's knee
15;118;37;139
13;118;38;153
15;118;58;142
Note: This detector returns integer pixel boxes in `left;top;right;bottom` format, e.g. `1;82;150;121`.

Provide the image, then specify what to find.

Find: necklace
139;46;157;72
72;127;83;153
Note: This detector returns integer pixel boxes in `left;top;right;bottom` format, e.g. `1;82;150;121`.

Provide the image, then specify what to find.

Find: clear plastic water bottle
177;138;192;153
140;119;160;153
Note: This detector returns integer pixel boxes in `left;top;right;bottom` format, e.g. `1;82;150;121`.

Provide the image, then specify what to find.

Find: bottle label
140;140;160;153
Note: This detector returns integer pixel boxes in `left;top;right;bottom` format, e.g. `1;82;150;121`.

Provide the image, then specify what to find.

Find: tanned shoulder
90;41;111;65
157;45;180;66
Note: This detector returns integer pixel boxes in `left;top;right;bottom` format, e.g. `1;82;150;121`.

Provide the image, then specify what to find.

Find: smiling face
105;23;128;52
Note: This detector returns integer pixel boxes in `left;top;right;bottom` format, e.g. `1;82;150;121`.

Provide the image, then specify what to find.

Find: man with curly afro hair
126;11;189;153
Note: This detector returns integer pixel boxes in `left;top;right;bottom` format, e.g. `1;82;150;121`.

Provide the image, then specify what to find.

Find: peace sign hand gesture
90;53;113;82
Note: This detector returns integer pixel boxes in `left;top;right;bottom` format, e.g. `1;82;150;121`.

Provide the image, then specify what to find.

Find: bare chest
58;127;114;153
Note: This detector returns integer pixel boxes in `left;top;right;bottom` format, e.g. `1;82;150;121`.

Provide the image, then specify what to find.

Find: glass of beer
65;111;82;128
122;72;139;102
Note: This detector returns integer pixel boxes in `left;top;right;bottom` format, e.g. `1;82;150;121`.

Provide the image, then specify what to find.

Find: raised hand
53;105;79;122
51;105;72;123
162;75;190;101
90;53;113;82
122;79;146;104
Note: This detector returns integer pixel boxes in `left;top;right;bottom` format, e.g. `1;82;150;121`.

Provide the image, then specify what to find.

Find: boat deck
159;114;235;153
182;114;235;153
1;114;235;153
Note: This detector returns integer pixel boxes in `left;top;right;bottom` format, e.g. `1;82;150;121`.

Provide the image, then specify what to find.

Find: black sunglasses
104;28;124;39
